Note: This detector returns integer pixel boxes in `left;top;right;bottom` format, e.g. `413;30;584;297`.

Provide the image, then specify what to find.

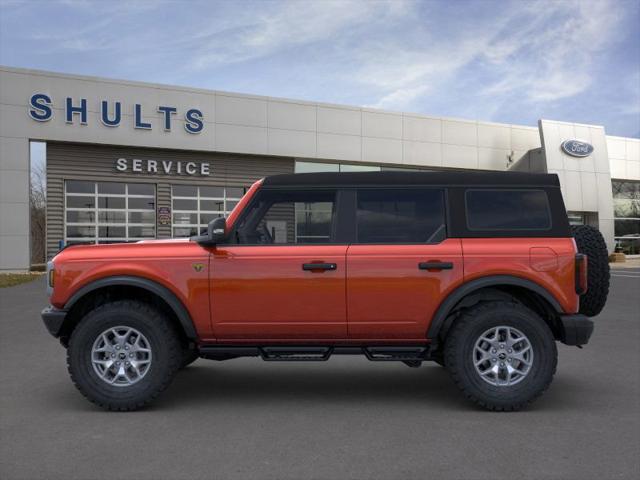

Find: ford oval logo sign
561;139;594;157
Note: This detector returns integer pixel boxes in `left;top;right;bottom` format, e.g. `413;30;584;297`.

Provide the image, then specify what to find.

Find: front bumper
41;306;67;338
559;314;594;346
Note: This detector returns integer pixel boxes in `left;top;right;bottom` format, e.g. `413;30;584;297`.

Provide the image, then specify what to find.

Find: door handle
418;261;453;271
302;263;337;271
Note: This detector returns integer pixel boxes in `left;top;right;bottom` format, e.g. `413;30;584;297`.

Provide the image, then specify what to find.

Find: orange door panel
210;245;347;341
346;239;464;340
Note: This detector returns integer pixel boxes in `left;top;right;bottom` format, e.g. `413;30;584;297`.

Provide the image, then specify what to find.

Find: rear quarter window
465;189;551;231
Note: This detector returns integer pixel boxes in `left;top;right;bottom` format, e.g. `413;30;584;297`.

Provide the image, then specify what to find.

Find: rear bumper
41;306;67;338
559;314;594;346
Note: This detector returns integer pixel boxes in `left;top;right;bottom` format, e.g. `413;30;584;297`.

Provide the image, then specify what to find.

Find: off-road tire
444;301;557;411
180;346;199;369
572;224;610;317
67;300;182;411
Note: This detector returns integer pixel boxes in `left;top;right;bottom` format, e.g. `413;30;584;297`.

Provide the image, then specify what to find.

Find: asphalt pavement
1;274;639;480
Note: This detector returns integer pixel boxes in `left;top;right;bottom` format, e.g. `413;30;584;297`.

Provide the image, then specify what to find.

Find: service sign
561;139;594;157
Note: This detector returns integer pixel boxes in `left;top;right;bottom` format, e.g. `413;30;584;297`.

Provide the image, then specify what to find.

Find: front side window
356;189;446;243
234;190;336;245
465;189;551;231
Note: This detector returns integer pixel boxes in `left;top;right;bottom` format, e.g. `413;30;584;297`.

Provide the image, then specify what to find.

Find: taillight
575;253;588;295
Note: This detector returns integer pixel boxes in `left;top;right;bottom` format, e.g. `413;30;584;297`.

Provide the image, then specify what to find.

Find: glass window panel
295;161;339;173
173;227;198;237
172;199;197;210
339;164;381;172
201;199;225;211
296;202;333;238
201;212;224;224
98;197;126;209
612;180;640;200
200;186;225;198
465;190;551;230
66;210;95;223
98;226;126;238
614;219;640;237
66;226;95;238
615;237;640;255
613;199;640;219
128;197;155;210
128;226;155;238
173;213;198;225
128;211;155;224
66;180;94;194
235;190;335;244
225;187;245;198
98;211;126;223
172;185;198;197
226;200;239;212
356;189;445;243
67;196;95;208
128;183;155;196
98;182;125;194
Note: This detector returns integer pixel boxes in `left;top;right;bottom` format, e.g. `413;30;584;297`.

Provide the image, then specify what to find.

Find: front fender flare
64;275;197;340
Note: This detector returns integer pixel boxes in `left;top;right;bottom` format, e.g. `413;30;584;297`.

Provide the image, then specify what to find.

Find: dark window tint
466;190;551;230
356;189;445;243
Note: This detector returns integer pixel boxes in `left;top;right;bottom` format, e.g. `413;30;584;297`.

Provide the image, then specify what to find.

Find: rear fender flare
427;275;563;341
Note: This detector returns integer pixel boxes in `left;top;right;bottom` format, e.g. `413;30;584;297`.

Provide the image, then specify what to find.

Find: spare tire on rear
571;225;610;316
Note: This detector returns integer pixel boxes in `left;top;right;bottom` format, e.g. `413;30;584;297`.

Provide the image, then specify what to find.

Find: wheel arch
428;275;564;345
59;276;197;346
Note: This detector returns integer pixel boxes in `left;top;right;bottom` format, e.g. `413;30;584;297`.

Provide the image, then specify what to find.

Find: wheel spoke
92;326;152;387
473;325;534;387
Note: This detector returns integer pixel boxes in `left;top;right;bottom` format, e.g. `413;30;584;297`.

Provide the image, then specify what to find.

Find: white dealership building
0;66;639;271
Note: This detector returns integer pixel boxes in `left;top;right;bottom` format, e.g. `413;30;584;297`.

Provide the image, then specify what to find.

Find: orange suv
42;171;609;411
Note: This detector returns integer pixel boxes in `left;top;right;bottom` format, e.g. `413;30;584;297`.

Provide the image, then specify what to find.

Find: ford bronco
42;171;610;411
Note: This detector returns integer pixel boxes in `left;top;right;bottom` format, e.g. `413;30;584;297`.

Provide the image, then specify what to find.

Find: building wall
537;119;615;251
45;142;294;258
1;65;638;269
607;136;640;181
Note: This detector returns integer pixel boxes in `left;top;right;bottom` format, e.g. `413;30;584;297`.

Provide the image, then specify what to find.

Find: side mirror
192;216;226;246
208;216;227;243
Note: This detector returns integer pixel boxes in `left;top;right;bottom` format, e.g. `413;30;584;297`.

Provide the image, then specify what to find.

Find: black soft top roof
262;170;560;188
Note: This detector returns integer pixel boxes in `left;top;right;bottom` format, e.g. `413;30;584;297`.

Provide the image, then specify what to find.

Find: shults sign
28;93;204;134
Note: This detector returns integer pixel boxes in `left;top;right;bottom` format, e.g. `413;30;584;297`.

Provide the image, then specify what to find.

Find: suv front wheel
67;300;182;411
444;301;557;411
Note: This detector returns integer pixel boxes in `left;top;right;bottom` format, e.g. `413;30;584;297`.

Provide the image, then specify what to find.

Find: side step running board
199;345;430;362
260;346;333;361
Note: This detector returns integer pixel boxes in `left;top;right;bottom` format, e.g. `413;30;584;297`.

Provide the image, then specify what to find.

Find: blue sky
1;0;639;137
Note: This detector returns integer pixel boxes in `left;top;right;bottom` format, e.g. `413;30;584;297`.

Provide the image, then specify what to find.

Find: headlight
46;261;55;296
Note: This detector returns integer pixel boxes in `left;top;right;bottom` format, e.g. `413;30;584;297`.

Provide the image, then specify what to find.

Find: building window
65;181;156;245
171;185;247;237
612;180;640;254
295;161;381;173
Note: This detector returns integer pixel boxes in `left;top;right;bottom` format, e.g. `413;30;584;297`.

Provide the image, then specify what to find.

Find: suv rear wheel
67;300;182;411
444;301;557;411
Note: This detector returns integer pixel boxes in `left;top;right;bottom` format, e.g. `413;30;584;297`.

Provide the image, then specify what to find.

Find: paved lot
1;275;639;480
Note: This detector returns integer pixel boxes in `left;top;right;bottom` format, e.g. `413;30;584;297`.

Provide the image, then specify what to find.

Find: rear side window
465;189;551;230
356;189;446;243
